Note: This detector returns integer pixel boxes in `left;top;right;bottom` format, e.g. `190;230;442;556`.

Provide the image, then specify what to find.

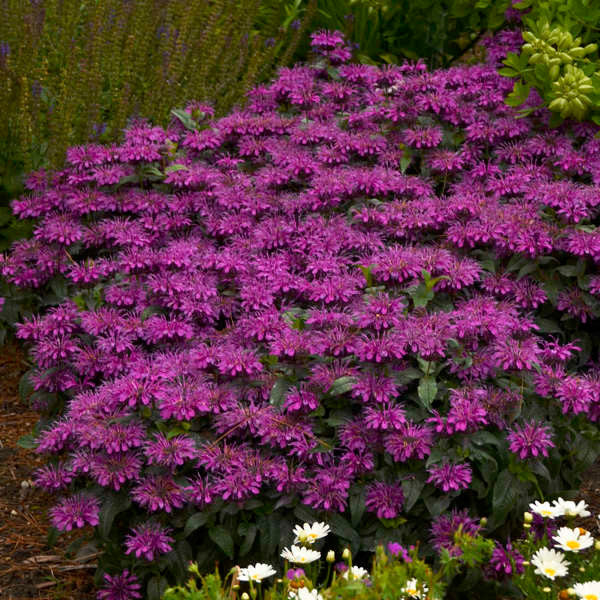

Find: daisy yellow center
406;589;417;594
251;574;261;581
544;568;556;576
308;533;318;539
566;540;580;549
541;510;552;516
584;595;598;600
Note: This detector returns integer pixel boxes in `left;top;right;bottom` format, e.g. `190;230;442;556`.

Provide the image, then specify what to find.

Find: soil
0;341;599;599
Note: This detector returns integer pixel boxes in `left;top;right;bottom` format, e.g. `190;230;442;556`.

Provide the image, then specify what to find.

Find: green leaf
402;477;426;512
238;523;258;557
350;487;366;528
418;376;437;410
491;469;519;526
208;525;234;559
147;576;168;600
18;369;35;402
408;283;434;308
183;512;209;538
327;376;357;396
165;164;189;174
98;492;131;539
171;109;198;131
329;513;360;549
47;526;60;548
270;378;289;407
17;433;37;449
424;494;451;517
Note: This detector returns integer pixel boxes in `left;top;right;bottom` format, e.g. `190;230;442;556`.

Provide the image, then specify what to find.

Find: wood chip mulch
0;343;95;600
0;341;599;599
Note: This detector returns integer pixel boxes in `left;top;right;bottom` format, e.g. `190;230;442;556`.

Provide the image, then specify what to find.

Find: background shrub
0;0;315;249
283;0;510;68
501;0;600;124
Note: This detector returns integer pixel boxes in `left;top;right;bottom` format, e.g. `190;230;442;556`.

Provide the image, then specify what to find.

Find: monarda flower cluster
3;28;600;584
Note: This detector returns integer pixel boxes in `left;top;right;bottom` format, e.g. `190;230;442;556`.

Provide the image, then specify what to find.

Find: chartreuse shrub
0;0;314;245
499;0;600;124
159;502;600;600
4;29;600;598
282;0;511;68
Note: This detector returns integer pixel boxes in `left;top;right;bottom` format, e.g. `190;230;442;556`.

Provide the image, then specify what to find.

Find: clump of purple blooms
4;27;600;586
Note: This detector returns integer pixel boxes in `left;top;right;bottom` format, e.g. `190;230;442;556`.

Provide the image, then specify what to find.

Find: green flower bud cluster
549;64;594;119
522;22;597;81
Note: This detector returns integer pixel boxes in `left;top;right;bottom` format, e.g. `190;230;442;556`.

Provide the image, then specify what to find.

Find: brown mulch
1;341;600;599
0;343;95;600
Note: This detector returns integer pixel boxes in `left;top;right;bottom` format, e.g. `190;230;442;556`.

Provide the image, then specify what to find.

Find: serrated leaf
18;369;35;402
349;487;366;528
424;494;451;517
209;525;234;559
329;513;360;549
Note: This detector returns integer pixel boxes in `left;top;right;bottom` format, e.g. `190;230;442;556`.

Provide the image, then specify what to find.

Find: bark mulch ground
0;343;95;600
1;341;599;599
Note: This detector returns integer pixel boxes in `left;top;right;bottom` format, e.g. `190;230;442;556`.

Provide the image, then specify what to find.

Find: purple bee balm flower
365;481;404;519
131;475;186;513
144;433;197;470
50;493;100;531
387;542;412;562
507;420;554;460
97;569;142;600
426;462;472;493
430;509;481;556
484;541;524;580
33;463;73;491
124;522;174;561
286;568;305;579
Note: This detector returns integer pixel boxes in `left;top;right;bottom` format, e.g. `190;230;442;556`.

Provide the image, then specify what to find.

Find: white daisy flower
552;498;591;518
342;565;369;581
288;588;324;600
237;563;277;583
281;545;321;564
553;526;594;552
293;522;331;545
531;547;570;580
401;578;428;599
529;500;562;519
573;581;600;600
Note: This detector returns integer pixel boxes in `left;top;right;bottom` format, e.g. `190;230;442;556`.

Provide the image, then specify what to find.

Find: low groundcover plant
3;26;600;598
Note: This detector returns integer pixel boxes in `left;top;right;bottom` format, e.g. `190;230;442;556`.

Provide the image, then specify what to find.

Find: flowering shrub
4;29;600;596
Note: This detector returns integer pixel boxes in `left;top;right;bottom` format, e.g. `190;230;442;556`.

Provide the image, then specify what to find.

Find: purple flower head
430;509;480;556
484;541;524;580
50;493;100;531
365;481;404;519
387;542;411;562
426;462;472;493
132;475;186;513
125;522;174;561
507;420;554;460
144;433;197;470
97;570;142;600
286;568;305;580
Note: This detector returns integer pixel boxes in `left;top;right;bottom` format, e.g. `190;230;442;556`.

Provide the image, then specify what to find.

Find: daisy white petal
292;522;331;545
552;498;591;518
280;545;321;564
573;581;600;600
531;547;570;580
552;526;594;552
237;563;276;582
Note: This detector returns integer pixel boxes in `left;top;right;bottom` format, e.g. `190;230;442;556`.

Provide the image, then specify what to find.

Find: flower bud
188;562;200;576
479;517;487;527
342;548;351;560
523;523;531;529
326;550;335;563
543;587;551;593
595;540;600;550
241;594;250;600
579;566;585;573
523;512;533;523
